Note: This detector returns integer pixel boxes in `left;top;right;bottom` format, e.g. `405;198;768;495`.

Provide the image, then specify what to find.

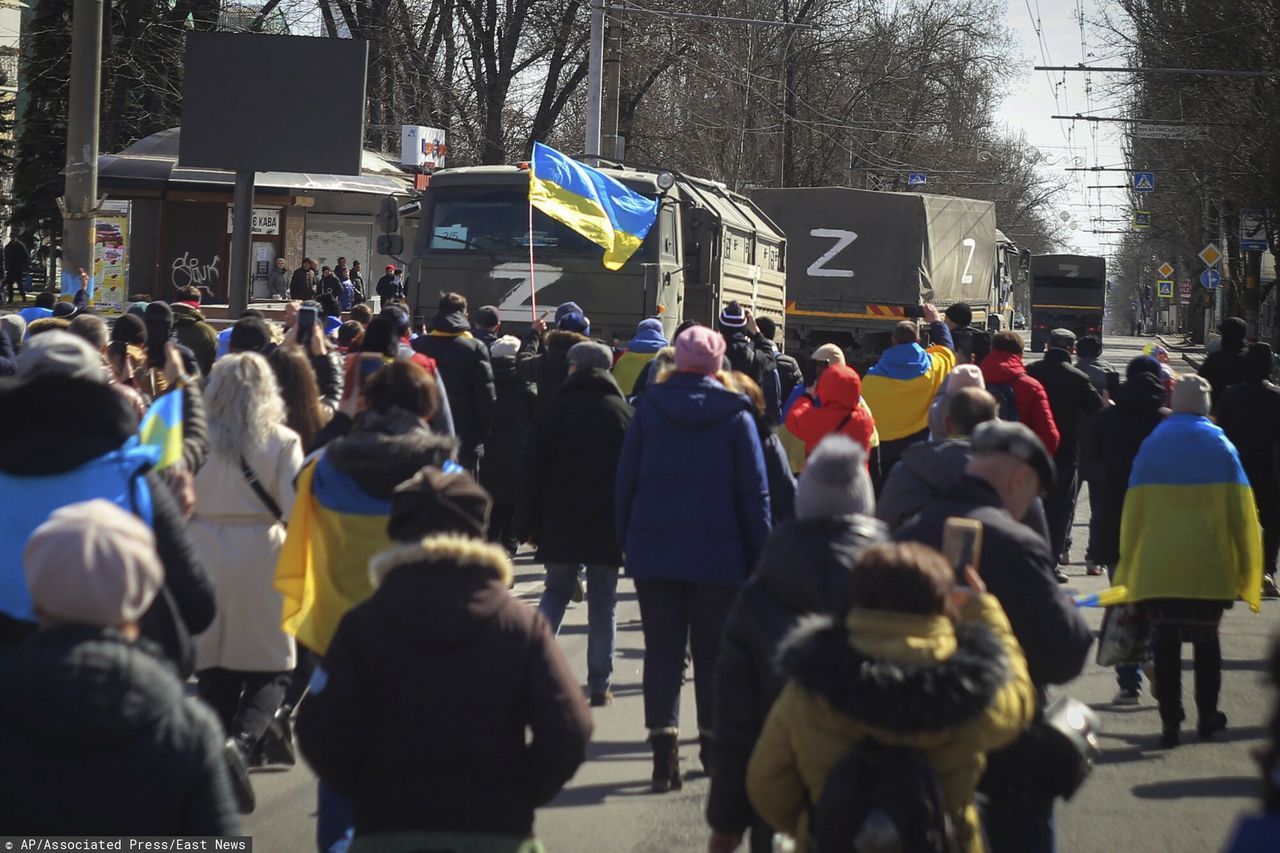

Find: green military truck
403;163;786;345
750;186;1013;361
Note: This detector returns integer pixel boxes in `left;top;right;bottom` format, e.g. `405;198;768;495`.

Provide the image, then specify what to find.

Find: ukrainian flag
138;388;184;470
529;142;659;270
275;455;394;655
861;343;955;441
1113;413;1262;613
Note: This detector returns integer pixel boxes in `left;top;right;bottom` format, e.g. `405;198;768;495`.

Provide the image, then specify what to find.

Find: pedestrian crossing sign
1134;210;1152;230
1133;171;1156;192
1157;279;1173;299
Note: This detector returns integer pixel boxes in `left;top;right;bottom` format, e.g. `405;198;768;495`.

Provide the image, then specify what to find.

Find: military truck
404;163;786;344
1029;254;1106;351
750;187;1009;360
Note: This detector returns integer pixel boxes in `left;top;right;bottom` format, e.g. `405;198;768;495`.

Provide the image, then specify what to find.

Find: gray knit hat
795;435;875;520
567;340;613;371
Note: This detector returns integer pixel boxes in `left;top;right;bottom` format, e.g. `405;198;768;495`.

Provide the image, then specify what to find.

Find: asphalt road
244;334;1279;852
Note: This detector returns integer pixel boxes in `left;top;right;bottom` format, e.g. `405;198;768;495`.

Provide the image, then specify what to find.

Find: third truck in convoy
1028;254;1106;351
751;186;1026;365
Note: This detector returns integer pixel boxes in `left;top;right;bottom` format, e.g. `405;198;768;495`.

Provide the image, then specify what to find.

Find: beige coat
191;424;302;672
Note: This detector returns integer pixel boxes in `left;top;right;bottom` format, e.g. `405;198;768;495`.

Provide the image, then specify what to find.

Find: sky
995;0;1130;260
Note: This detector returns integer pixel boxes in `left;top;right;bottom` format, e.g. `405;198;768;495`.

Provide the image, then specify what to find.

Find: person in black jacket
290;258;317;300
945;302;992;365
518;307;591;417
482;335;536;554
298;468;592;851
0;500;239;835
1200;316;1250;408
3;232;28;305
413;292;496;472
1026;329;1103;567
519;341;632;706
719;301;781;423
895;420;1092;853
1215;343;1280;598
0;338;216;675
708;435;885;853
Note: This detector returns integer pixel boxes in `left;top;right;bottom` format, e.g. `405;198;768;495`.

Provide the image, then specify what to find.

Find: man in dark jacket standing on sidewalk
896;420;1092;853
519;341;632;706
1200;316;1250;407
1027;329;1103;568
413;292;496;472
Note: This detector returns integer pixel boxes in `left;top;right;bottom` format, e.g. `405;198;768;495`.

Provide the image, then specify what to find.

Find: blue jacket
615;372;771;586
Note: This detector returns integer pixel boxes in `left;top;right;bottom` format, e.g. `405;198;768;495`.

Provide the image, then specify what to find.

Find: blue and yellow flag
138;388;184;470
529;142;659;270
1113;413;1262;612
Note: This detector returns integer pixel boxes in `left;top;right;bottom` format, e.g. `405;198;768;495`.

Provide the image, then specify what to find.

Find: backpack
812;739;958;853
987;381;1020;422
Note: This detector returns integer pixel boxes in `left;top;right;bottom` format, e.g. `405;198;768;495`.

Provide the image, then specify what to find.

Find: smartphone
297;306;318;346
941;517;984;577
357;352;384;381
144;317;169;368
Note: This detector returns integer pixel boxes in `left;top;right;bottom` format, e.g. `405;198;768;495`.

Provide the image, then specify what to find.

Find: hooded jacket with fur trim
746;594;1035;853
296;535;592;841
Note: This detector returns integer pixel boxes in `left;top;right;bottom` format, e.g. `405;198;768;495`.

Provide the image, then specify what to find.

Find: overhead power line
1035;64;1280;78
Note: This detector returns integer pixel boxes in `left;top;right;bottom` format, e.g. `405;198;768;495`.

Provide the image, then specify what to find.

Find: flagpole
528;198;538;322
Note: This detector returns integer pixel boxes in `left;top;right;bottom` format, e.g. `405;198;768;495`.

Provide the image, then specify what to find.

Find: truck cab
404;164;786;346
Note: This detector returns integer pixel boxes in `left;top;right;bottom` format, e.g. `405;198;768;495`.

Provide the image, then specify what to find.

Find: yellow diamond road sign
1158;262;1175;278
1199;243;1223;268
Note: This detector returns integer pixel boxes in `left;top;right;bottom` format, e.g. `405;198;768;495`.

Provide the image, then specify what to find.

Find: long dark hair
268;345;330;452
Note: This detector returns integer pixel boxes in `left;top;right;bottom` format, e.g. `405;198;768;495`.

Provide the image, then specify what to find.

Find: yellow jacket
746;594;1035;853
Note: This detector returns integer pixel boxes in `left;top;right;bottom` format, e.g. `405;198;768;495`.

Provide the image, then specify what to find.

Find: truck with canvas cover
405;163;786;345
1029;254;1105;352
750;187;1002;363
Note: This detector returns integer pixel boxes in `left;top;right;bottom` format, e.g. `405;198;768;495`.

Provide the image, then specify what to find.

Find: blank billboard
180;32;368;176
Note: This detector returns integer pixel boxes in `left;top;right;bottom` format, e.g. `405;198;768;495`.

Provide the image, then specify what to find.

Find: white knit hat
796;435;875;520
1171;374;1211;415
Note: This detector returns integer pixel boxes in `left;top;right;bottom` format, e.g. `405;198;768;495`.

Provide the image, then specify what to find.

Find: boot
224;737;257;814
649;732;683;793
253;705;297;769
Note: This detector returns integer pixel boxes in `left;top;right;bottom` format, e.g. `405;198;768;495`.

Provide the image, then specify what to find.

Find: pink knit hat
948;364;985;392
674;325;726;375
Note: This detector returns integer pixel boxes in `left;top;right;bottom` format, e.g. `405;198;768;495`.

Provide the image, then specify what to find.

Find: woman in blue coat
615;323;771;793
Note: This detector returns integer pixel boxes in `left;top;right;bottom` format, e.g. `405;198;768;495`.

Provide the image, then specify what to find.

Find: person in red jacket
979;331;1060;456
785;363;876;455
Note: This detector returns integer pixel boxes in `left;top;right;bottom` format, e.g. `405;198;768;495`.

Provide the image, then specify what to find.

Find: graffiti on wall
171;252;221;291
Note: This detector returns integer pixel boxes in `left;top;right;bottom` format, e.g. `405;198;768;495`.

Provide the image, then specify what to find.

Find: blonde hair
205;352;287;457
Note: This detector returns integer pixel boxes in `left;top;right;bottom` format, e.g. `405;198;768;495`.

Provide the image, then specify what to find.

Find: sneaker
1053;566;1069;584
1159;727;1180;748
1113;688;1141;706
1264;575;1279;598
1086;560;1104;577
590;690;614;708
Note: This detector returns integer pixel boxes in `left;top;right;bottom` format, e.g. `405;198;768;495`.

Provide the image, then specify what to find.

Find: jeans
538;563;619;695
1106;563;1142;691
197;667;289;747
634;579;738;734
1153;626;1222;728
1044;459;1079;562
983;793;1056;853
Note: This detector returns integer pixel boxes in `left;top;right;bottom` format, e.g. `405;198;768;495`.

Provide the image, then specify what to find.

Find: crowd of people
0;288;1275;852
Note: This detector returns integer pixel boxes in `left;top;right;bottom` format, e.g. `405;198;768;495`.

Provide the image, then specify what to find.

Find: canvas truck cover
750;186;997;316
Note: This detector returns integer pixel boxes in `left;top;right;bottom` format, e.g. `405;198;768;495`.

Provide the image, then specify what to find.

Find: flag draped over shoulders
1113;413;1262;613
275;455;394;655
861;343;955;441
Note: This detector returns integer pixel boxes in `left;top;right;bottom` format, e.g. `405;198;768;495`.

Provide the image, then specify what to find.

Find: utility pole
601;15;622;161
1245;249;1262;340
60;0;102;297
583;0;604;162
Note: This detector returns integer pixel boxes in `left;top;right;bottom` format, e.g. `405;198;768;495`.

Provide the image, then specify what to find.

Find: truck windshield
426;185;655;262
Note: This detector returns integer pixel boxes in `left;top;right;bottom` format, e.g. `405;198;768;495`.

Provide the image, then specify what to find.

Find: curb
1157;334;1203;354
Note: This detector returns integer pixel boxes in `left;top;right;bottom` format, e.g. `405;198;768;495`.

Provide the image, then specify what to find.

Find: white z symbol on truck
806;229;858;278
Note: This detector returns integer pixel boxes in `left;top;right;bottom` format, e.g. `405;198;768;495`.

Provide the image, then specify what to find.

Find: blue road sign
1200;268;1221;289
1240;209;1269;252
1133;171;1156;193
907;173;927;187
